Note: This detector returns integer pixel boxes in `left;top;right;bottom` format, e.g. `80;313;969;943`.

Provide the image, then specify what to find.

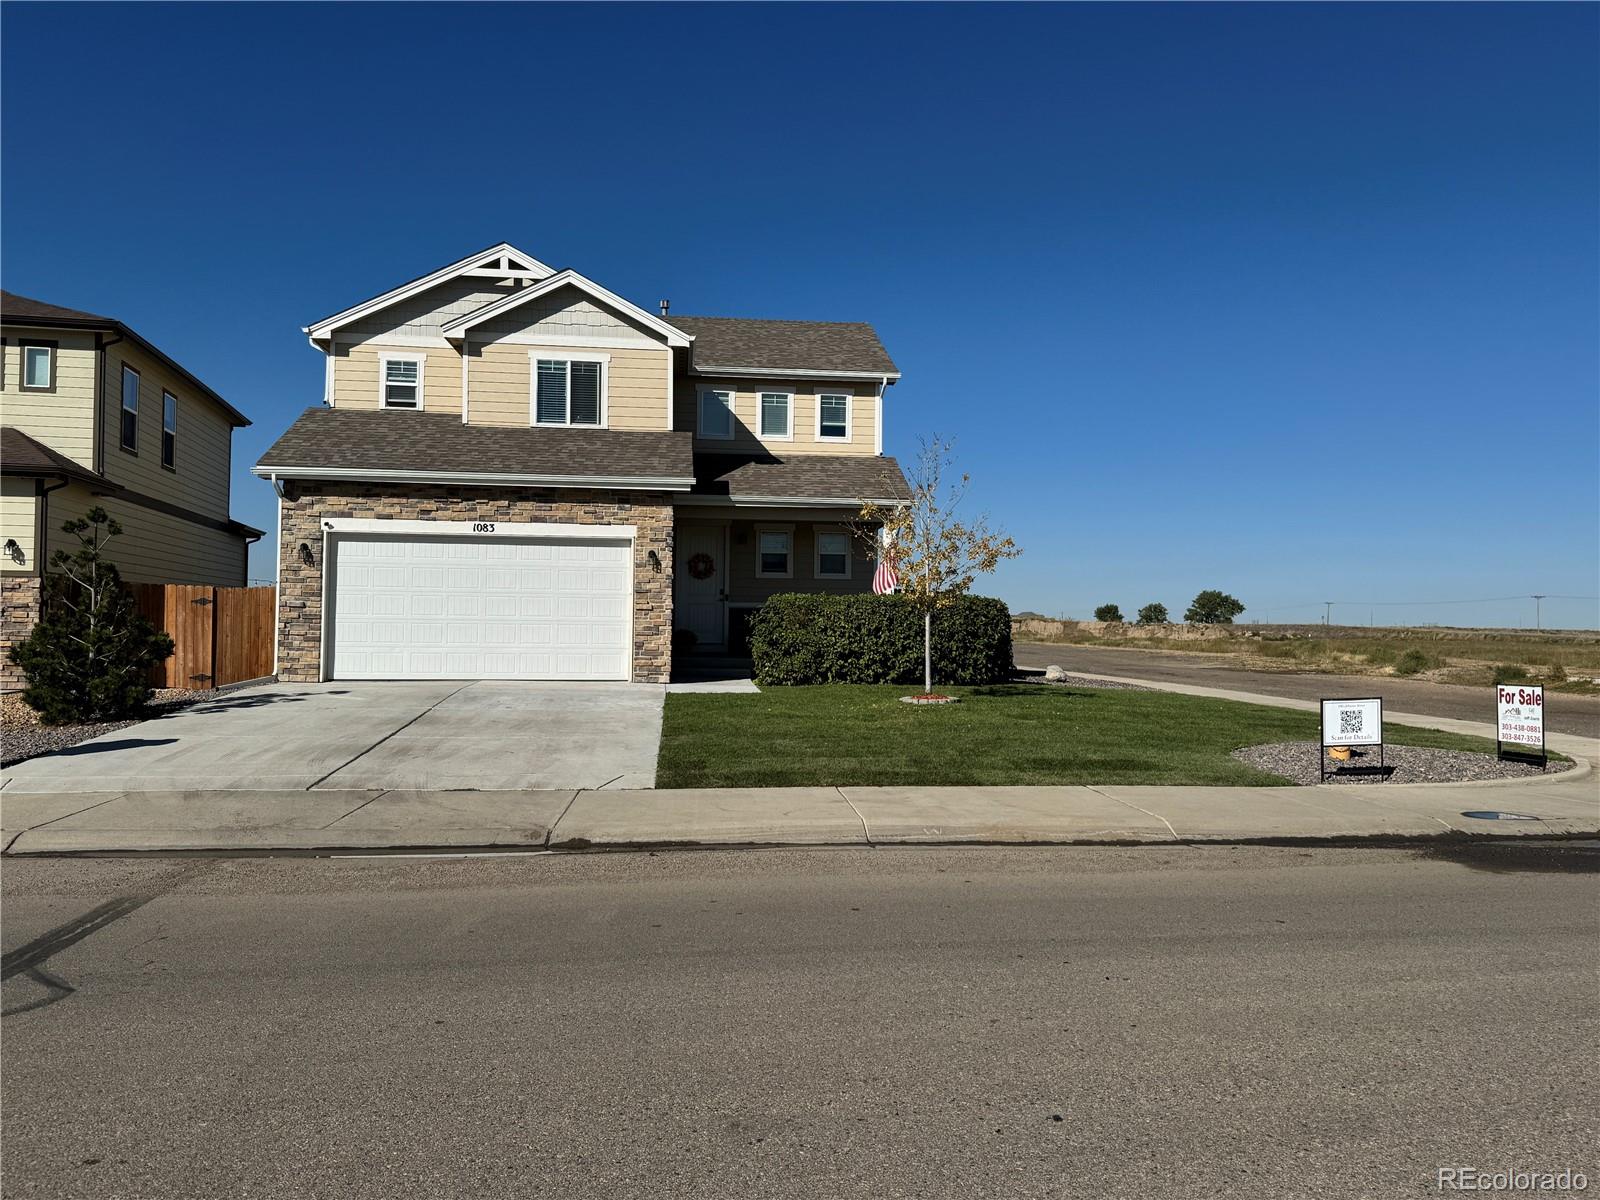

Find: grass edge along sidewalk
657;683;1539;790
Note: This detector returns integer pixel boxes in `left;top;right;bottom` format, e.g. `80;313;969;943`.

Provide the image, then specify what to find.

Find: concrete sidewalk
3;758;1594;853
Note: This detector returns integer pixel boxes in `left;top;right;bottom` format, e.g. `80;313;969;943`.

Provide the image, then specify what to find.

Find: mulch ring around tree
1234;740;1571;786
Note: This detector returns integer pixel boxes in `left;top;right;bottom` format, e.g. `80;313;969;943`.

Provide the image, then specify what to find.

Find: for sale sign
1496;683;1545;750
1321;697;1382;747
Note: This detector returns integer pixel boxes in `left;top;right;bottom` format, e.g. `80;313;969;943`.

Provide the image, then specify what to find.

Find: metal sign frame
1494;682;1547;771
1319;696;1386;783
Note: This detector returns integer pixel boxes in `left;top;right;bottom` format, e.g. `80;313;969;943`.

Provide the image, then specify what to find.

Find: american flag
872;552;899;595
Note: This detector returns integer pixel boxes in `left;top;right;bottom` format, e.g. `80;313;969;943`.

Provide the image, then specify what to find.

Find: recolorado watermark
1439;1167;1588;1193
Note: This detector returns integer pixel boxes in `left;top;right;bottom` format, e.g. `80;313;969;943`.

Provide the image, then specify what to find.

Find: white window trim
529;352;610;428
813;526;852;580
161;389;178;470
698;386;736;440
815;389;854;443
21;344;54;391
755;524;794;580
758;389;794;441
379;352;426;410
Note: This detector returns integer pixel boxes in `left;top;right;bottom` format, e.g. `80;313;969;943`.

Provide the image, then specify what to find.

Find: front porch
671;505;878;667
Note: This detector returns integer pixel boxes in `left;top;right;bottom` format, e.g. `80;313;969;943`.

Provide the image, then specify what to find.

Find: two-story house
254;243;909;684
1;292;261;688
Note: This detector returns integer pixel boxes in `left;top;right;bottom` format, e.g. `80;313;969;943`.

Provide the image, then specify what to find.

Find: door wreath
687;552;716;580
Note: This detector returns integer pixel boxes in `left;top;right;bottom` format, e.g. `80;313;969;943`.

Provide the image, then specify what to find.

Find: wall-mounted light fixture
298;542;315;567
3;538;23;565
646;549;662;572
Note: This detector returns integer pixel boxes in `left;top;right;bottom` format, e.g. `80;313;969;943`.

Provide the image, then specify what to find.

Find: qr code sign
1339;709;1364;736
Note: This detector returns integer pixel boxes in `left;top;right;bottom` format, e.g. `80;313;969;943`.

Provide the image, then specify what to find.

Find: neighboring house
0;292;261;688
254;242;910;683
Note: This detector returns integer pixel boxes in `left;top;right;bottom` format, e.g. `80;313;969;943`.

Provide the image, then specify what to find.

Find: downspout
36;476;69;576
94;330;125;476
875;376;887;456
268;472;285;677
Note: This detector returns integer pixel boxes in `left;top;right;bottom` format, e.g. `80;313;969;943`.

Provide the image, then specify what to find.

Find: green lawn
656;684;1509;788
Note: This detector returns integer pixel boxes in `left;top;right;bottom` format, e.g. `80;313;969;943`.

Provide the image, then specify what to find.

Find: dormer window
533;355;605;427
380;355;423;409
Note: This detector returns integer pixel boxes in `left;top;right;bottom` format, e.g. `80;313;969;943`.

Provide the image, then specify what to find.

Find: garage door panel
331;534;631;681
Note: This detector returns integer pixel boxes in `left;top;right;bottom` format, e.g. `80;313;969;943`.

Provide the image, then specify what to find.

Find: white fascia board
304;243;555;339
440;269;693;348
690;365;902;382
674;493;907;509
250;465;693;491
322;517;636;540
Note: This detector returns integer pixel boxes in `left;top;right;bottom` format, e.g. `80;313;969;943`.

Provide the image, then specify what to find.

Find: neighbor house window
20;341;56;392
815;529;851;579
698;387;734;439
380;355;423;409
817;392;851;441
757;528;793;579
533;356;605;426
161;391;178;470
759;391;792;439
120;364;140;450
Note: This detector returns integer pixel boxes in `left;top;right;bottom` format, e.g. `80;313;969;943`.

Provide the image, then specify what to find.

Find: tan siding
0;477;39;576
474;286;662;347
467;343;670;430
341;275;523;344
332;342;460;414
0;326;99;468
99;342;232;520
675;376;879;456
717;519;876;604
45;483;246;587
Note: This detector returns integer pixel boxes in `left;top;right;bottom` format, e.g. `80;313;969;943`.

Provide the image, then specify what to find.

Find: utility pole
1532;595;1546;630
1324;601;1333;626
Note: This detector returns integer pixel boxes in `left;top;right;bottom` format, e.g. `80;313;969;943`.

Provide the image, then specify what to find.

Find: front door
675;524;725;648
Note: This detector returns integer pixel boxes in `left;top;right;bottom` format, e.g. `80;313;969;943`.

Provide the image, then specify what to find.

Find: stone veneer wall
1;576;43;691
276;482;675;684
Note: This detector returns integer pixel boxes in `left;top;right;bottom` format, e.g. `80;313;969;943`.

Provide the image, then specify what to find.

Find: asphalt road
1015;641;1600;738
3;846;1596;1199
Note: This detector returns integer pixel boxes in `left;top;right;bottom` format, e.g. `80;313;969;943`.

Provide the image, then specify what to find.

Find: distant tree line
1090;591;1245;626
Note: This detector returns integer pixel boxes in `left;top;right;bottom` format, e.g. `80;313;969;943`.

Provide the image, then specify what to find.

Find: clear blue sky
4;2;1596;628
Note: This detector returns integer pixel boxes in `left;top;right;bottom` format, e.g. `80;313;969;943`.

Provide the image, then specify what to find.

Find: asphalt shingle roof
0;426;107;485
692;452;910;503
256;407;695;484
0;291;116;325
670;316;898;377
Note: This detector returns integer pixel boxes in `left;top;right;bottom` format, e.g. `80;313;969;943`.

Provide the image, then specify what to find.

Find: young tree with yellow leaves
858;436;1021;696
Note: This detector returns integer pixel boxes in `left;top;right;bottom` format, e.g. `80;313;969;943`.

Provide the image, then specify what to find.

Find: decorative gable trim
304;243;554;340
439;269;693;348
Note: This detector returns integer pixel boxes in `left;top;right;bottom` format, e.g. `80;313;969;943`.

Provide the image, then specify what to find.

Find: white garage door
328;535;632;681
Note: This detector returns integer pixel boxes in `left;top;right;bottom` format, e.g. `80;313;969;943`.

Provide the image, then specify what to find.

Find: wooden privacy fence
127;583;275;689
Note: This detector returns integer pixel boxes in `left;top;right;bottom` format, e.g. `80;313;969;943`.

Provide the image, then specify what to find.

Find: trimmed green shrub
749;593;1013;686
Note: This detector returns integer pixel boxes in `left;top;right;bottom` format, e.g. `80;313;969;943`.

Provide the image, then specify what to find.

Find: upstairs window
120;364;140;451
759;391;792;439
534;357;604;427
818;393;850;441
380;355;423;409
757;529;793;579
161;391;178;470
20;341;55;392
698;387;734;440
815;529;851;579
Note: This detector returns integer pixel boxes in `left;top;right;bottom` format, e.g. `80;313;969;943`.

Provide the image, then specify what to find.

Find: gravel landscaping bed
1018;671;1156;692
1;687;243;768
1234;740;1570;786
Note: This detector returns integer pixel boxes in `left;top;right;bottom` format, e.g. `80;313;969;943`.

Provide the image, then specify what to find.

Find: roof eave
689;364;900;381
250;465;694;492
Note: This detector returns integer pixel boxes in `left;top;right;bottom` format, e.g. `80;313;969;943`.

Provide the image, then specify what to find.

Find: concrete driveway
0;681;664;793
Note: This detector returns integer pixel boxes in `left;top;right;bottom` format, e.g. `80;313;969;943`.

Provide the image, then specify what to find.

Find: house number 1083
472;522;496;533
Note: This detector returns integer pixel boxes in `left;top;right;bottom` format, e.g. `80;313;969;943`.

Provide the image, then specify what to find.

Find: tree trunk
924;609;932;694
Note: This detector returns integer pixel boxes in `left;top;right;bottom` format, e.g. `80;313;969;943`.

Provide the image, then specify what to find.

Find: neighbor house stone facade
275;482;674;683
1;576;42;690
